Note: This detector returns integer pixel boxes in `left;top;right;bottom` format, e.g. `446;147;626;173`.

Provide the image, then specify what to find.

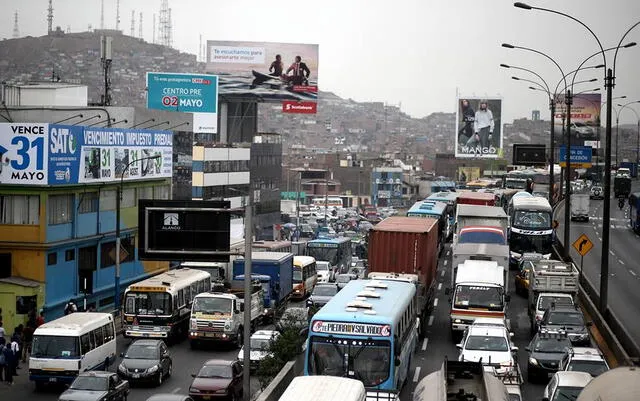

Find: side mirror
509;332;514;338
240;303;245;312
456;344;463;350
191;373;197;378
394;357;401;366
525;346;531;352
505;295;511;303
511;346;519;353
542;398;549;401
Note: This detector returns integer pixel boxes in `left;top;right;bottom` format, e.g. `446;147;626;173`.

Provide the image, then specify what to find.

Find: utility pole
242;190;253;401
549;97;556;204
100;36;113;106
563;90;573;260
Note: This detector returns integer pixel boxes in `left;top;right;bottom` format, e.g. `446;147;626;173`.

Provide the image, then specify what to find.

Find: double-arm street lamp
514;1;640;315
615;101;640;166
114;154;162;311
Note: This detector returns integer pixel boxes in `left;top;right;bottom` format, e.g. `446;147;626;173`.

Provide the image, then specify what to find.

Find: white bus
29;312;117;388
312;196;344;209
123;268;211;340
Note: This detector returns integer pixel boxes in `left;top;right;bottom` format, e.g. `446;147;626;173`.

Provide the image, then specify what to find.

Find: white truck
446;260;510;340
453;205;509;242
527;259;579;332
571;193;590;222
188;283;264;349
450;243;510;293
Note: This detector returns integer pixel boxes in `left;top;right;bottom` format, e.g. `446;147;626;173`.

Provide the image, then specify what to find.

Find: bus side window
104;322;114;342
93;326;104;347
178;290;185;308
80;333;91;353
185;286;191;304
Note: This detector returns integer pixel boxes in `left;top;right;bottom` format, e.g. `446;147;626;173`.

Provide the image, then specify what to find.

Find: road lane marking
630;270;637;277
441;270;446;277
437;283;442;291
446;250;450;256
428;316;435;326
413;366;421;382
444;260;448;266
610;250;615;256
422;338;429;351
619;260;625;265
172;388;181;394
434;298;439;307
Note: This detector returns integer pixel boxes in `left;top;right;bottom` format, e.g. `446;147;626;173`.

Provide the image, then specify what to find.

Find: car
590;185;604;200
336;273;358;289
559;347;610;377
189;359;243;401
457;319;518;375
569;122;596;139
347;265;368;279
525;330;573;382
237;330;280;371
514;261;532;296
540;306;592;347
117;339;172;386
59;371;129;401
316;261;335;283
299;224;315;238
276;307;309;333
542;371;592;401
146;396;194;401
531;293;575;333
306;283;339;308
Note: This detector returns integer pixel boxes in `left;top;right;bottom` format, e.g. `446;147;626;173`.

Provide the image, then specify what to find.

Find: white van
279;376;366;401
29;312;117;389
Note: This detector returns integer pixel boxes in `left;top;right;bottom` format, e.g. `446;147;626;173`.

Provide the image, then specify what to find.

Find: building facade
372;167;403;207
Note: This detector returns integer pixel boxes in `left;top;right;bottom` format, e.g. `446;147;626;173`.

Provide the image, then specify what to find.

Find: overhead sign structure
572;233;593;257
455;97;504;159
0;123;173;185
147;72;219;134
138;200;231;262
559;145;593;168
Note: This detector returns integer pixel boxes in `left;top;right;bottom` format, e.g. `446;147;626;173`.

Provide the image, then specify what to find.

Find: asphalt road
398;244;548;401
555;181;640;349
0;329;263;401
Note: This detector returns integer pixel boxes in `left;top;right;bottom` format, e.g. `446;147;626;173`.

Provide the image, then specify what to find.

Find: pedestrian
0;338;6;382
64;299;78;315
22;323;34;363
36;310;45;327
9;335;19;376
12;325;22;369
3;338;13;384
0;322;5;342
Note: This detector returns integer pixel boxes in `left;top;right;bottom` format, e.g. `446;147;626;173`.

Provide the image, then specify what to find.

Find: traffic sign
572;234;593;256
559;145;593;168
109;244;130;264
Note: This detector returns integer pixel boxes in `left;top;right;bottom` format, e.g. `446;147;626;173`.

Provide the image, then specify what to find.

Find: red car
189;359;243;401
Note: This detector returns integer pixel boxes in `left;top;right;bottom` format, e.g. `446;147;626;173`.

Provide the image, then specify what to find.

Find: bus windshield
510;232;553;255
192;297;233;315
307;247;338;266
505;179;527;189
454;285;504;310
125;292;172;316
308;337;391;387
293;269;303;283
513;210;552;229
32;335;80;358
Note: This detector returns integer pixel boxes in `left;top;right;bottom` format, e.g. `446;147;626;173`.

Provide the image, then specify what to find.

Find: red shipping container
457;191;496;206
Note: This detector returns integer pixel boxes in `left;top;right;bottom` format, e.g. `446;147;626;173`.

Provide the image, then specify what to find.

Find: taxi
515;254;542;296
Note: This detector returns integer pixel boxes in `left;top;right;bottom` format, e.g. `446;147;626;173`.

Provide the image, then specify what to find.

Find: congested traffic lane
556;190;640;348
398;245;546;401
1;333;261;401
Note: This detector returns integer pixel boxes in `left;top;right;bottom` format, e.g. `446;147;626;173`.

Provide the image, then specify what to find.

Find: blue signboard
559;145;592;168
146;72;218;114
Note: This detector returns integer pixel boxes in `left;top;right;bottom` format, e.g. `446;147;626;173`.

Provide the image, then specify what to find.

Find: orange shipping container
368;216;439;292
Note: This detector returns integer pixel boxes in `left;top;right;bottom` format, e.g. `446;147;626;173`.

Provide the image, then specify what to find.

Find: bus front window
307;247;338;266
125;292;172;316
32;335;80;358
513;210;552;229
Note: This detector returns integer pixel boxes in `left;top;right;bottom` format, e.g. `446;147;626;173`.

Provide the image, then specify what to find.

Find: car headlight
454;319;462;324
118;363;126;372
215;389;228;394
189;387;201;393
529;357;539;366
148;365;159;373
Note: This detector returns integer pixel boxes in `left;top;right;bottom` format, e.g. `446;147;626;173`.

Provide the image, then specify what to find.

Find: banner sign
311;320;391;337
282;101;317;114
455;97;504;159
147;72;218;114
0;123;173;186
559;145;592;168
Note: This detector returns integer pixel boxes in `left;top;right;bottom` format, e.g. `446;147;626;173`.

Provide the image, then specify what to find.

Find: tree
256;325;307;390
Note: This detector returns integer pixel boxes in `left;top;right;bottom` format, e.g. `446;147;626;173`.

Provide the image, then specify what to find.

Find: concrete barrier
254;353;305;401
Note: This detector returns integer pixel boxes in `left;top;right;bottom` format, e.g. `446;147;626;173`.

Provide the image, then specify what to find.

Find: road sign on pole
572;233;593;256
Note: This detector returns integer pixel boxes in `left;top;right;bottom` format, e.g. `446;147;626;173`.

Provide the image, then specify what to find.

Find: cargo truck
450;242;510;292
368;216;439;338
188;282;264;349
232;251;294;321
454;205;509;242
614;174;632;198
619;161;638;178
570;193;590;222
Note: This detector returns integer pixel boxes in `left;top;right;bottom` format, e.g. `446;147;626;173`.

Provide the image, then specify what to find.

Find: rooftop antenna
47;0;53;34
115;0;120;31
130;10;135;36
100;0;104;30
158;0;173;47
167;7;172;48
138;12;143;39
12;11;19;38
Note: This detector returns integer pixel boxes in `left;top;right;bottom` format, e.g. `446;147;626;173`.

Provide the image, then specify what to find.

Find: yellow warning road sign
572;234;593;257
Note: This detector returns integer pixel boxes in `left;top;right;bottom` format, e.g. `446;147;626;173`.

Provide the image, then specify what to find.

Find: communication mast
100;0;104;29
130;10;135;36
47;0;53;34
158;0;173;47
115;0;120;31
139;12;143;39
152;14;156;43
12;11;19;38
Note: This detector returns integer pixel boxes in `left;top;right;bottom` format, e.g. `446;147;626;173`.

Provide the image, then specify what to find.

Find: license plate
132;374;140;379
49;378;57;383
202;397;210;400
205;332;219;338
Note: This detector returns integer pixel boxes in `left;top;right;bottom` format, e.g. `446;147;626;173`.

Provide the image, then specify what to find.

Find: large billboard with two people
206;40;319;113
455;97;503;158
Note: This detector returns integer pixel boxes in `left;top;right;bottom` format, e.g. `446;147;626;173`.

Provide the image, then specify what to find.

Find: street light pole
564;90;573;260
242;189;252;401
615;101;640;171
115;154;161;311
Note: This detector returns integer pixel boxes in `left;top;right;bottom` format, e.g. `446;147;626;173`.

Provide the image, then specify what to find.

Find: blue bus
306;237;352;275
305;279;418;395
431;180;457;193
629;192;640;234
426;192;460;241
407;200;449;251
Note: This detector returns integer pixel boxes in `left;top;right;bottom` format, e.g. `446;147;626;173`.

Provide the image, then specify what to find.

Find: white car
559;347;610;377
237;330;280;371
543;371;592;401
457;318;518;374
315;261;334;283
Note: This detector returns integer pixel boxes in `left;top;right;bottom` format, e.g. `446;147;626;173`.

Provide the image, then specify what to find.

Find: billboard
559;145;593;168
0;123;173;186
206;40;318;113
554;93;601;126
513;144;547;166
455;97;503;158
457;166;481;182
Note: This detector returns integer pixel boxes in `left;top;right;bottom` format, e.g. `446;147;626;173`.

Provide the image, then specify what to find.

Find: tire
167;361;172;378
157;370;163;387
35;381;45;392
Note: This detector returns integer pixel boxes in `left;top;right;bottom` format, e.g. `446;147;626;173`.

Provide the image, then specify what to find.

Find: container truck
457;191;497;206
368;216;439;338
570;193;590;222
232;251;294;321
454;205;509;242
188;282;264;349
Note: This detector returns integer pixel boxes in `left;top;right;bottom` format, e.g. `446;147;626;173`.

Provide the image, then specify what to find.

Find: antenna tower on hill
116;0;121;31
130;10;135;36
139;12;143;39
47;0;53;34
12;11;19;38
158;0;173;48
100;0;104;29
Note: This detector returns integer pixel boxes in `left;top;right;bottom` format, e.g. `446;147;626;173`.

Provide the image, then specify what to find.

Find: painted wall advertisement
206;40;319;114
455;97;504;159
0;123;173;185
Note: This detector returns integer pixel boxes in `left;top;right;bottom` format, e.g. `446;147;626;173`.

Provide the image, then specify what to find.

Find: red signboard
282;101;317;114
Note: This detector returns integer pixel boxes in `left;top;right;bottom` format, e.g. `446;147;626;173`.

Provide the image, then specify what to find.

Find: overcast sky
2;0;640;123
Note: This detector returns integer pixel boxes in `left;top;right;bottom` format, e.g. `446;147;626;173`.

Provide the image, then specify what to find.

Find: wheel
157;370;163;387
167;361;172;378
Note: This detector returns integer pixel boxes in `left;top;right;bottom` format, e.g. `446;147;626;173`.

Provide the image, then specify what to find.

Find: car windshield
125;291;172;316
454;285;504;310
192;297;232;315
546;312;585;326
538;296;574;311
70;376;108;391
316;263;330;271
551;387;583;401
32;335;80;358
250;338;271;350
532;338;572;353
313;286;337;296
198;364;232;379
567;360;608;377
464;335;509;352
125;344;158;359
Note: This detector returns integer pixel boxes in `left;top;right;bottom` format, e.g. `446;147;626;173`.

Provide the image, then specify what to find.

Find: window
78;192;98;214
0;195;40;225
48;194;73;225
121;188;136;208
100;238;135;268
104;322;115;342
137;186;153;201
80;333;91;353
92;327;104;347
79;245;98;271
154;185;170;200
178;290;185;307
65;249;75;262
185;285;192;303
99;190;116;211
47;252;57;266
